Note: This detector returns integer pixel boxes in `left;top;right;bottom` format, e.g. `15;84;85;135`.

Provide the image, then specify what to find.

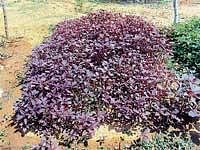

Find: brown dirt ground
0;39;39;150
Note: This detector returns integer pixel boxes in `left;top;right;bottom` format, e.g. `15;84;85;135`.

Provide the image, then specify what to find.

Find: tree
1;0;8;39
173;0;179;24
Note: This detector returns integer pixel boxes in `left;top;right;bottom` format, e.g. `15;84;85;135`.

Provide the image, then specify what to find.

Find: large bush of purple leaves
12;10;200;145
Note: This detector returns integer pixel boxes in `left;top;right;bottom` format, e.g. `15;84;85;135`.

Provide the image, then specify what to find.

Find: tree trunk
173;0;179;24
1;0;8;39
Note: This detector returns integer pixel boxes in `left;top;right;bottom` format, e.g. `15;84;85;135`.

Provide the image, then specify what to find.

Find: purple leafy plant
12;10;199;147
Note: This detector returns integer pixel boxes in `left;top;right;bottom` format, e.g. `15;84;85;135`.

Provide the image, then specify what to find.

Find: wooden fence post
173;0;179;24
1;0;8;39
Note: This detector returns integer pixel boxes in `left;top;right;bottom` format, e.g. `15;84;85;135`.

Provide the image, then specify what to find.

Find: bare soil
0;39;39;150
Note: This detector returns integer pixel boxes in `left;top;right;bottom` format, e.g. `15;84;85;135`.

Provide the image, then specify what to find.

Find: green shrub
131;132;194;150
171;18;200;75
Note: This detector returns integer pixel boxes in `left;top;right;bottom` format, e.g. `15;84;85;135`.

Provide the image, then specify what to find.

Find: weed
14;70;24;87
0;36;7;48
0;130;6;143
74;0;85;13
0;50;12;60
97;147;111;150
22;144;31;150
0;102;2;110
48;24;55;34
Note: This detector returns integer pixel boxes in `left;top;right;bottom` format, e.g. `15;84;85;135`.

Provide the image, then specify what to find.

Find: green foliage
0;130;6;143
131;133;194;150
97;147;111;150
0;50;12;61
15;70;24;87
74;0;84;13
171;17;200;76
22;144;31;150
48;24;55;34
0;36;7;47
0;102;2;110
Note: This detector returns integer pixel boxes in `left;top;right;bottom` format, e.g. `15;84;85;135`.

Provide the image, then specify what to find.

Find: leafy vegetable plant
171;17;200;75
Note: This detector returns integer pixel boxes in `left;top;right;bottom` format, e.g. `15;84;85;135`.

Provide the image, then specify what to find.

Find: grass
0;0;75;45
